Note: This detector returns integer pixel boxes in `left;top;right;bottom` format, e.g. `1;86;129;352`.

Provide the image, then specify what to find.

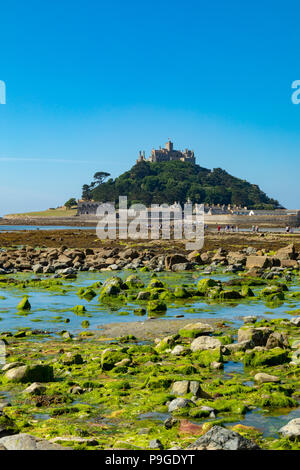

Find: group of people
217;224;239;233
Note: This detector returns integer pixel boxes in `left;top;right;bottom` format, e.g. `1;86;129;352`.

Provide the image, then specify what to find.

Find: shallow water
0;270;299;334
227;407;300;437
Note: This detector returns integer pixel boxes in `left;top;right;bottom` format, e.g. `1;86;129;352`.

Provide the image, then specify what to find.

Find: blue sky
0;0;300;215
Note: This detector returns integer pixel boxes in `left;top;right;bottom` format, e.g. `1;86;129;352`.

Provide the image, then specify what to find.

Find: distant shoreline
0;216;97;227
0;215;298;229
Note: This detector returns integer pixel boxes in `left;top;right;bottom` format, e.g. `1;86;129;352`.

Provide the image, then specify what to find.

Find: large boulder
187;425;260;450
246;256;272;269
4;364;54;383
190;336;222;352
165;254;188;270
275;244;296;260
171;380;189;396
279;418;300;440
0;414;17;438
0;434;70;450
265;332;289;349
227;252;247;265
280;260;299;268
237;327;272;346
244;348;289;367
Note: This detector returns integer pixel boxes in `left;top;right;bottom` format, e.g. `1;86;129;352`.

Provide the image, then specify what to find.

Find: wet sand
0;228;300;252
96;317;227;341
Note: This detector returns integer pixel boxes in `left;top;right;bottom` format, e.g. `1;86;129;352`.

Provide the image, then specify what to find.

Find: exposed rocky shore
0;239;299;277
0;231;300;451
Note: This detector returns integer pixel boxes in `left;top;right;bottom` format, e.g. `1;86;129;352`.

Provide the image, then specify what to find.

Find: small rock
23;382;47;395
254;373;280;384
243;316;257;324
168;398;194;413
290;317;300;327
149;439;164;450
210;361;223;370
171;345;185;356
164;417;178;429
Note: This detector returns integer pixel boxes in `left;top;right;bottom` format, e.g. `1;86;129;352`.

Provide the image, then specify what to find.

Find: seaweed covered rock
243;348;289;367
147;278;165;289
60;352;84;366
197;278;220;294
174;287;190;298
124;275;144;289
4;364;54;383
17;296;31;311
219;289;243;300
147;300;167;314
99;284;121;300
241;286;255;297
0;413;18;438
71;305;86;314
238;327;272;346
259;284;287;301
77;288;97;301
137;291;151;300
179;322;214;338
192;347;223;366
155;335;176;353
100;348;129;371
265;332;289;350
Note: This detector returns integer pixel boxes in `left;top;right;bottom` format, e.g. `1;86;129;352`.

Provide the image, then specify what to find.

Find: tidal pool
0;270;299;334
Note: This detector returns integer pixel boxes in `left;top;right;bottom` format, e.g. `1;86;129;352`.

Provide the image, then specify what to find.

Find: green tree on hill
83;161;282;209
64;198;78;209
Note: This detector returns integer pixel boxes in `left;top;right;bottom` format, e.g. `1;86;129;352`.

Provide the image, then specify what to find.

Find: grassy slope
4;208;77;218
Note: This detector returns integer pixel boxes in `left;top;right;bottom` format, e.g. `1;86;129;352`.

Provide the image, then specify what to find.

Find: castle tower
136;150;146;164
165;140;173;152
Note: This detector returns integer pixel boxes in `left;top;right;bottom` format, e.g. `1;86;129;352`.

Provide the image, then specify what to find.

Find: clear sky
0;0;300;215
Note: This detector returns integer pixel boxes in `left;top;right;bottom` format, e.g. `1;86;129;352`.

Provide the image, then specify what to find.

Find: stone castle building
136;140;195;164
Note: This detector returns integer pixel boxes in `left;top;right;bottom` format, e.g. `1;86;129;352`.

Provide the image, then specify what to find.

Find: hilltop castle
136;140;195;164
